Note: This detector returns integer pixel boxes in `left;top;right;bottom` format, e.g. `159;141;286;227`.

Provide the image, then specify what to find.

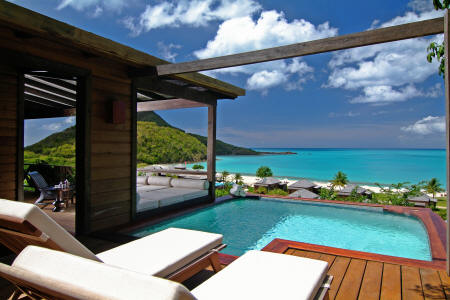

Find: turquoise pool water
132;198;432;261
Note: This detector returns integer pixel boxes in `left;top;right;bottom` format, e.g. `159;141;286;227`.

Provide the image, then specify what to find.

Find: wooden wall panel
89;75;132;231
0;67;17;200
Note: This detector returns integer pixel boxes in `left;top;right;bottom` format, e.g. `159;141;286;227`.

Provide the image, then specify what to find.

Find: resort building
254;177;287;191
337;184;373;199
407;194;438;208
287;179;319;193
288;188;319;199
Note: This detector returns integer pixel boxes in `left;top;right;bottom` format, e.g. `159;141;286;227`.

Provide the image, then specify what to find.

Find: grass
437;196;447;208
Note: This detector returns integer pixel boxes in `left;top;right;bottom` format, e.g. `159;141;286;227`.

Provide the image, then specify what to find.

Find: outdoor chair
0;246;333;300
0;198;225;283
28;171;58;208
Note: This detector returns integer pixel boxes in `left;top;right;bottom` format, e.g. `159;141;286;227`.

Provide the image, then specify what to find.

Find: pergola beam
134;76;219;103
157;17;444;75
25;86;76;107
137;99;207;111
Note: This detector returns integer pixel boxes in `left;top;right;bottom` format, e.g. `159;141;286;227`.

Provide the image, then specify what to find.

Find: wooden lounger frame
0;213;224;283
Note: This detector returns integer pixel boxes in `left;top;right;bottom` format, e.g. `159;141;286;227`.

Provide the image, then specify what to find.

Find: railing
137;167;207;176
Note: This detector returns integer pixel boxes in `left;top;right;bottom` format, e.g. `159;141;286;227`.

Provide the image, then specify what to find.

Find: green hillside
188;133;258;155
25;112;259;166
24;126;75;166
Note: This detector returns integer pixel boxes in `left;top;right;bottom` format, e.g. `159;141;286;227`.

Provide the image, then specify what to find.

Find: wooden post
207;101;217;202
130;80;137;220
75;74;92;235
445;9;450;275
16;72;24;202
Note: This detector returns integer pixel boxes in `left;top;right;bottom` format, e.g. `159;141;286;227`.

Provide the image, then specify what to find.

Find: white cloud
247;70;287;93
195;10;337;58
328;111;360;118
157;42;182;62
57;0;127;15
65;116;76;124
408;0;435;13
401;116;445;135
195;10;336;93
124;0;262;35
326;7;444;105
43;123;63;131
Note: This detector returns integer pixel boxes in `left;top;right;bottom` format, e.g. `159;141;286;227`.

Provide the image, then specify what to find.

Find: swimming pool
132;198;432;261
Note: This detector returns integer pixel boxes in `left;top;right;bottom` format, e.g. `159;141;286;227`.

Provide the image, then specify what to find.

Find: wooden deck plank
327;256;351;300
402;265;424;300
318;253;336;270
358;261;383;300
381;263;401;300
335;258;366;300
419;268;446;300
438;270;450;299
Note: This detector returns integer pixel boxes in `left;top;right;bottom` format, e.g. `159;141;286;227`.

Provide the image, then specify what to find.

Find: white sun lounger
0;198;224;282
1;246;332;300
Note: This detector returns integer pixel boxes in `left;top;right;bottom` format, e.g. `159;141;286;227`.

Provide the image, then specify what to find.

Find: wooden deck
283;247;449;300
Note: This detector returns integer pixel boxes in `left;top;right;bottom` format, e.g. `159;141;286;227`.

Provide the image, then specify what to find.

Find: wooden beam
25;94;71;109
445;9;450;276
137;99;207;111
134;77;218;104
137;89;168;100
0;1;244;97
25;86;76;107
25;77;76;100
207;101;217;202
157;17;444;75
32;75;77;91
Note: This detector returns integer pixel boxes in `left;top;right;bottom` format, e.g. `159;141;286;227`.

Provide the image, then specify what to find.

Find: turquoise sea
188;148;446;186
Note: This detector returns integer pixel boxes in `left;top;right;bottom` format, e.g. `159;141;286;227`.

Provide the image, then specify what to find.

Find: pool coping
247;194;447;270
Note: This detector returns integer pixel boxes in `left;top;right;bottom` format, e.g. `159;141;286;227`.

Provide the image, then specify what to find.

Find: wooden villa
3;2;450;299
0;1;244;234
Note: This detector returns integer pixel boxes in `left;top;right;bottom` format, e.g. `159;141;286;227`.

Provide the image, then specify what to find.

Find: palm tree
221;170;230;183
234;173;243;184
331;171;348;189
425;178;444;198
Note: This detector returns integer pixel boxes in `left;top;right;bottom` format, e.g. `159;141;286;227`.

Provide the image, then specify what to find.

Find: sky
16;0;447;148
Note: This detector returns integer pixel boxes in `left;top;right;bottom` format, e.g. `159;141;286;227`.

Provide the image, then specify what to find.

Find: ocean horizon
187;148;446;187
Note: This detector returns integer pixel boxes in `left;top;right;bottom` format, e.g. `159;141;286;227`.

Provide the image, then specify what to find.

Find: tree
192;164;204;170
424;178;444;198
233;173;243;184
319;187;337;200
256;166;273;178
427;0;449;77
220;170;230;182
331;171;348;189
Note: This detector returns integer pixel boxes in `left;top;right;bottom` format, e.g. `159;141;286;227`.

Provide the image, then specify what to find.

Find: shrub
192;164;204;170
267;188;288;196
256;166;273;178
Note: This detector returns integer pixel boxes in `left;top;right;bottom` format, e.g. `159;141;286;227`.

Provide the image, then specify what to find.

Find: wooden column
75;74;92;235
16;72;24;202
131;81;137;220
445;9;450;275
207;101;217;202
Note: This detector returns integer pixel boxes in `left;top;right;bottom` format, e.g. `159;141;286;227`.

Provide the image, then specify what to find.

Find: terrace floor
3;195;449;299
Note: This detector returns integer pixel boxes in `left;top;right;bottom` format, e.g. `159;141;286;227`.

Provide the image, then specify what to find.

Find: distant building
254;177;287;191
407;194;437;208
289;188;319;199
338;184;372;198
288;179;319;193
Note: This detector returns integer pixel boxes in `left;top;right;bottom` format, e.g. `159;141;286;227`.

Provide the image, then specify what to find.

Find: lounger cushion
0;199;98;261
12;246;195;300
147;176;172;186
171;178;209;190
192;250;328;300
97;228;223;278
158;188;208;207
136;175;149;185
